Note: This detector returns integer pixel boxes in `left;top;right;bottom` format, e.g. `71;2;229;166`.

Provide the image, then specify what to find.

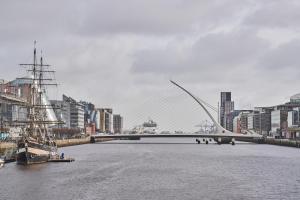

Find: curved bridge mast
170;80;232;135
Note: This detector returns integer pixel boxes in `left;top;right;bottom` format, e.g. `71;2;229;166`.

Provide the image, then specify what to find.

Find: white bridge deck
91;133;263;142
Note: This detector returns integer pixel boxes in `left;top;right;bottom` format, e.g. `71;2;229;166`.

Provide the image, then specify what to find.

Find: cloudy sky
1;0;300;131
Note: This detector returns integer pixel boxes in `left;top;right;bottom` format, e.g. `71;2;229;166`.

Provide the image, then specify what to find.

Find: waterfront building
98;108;113;133
259;112;271;135
288;107;300;127
80;101;96;124
95;109;100;130
85;122;96;135
271;109;288;138
68;98;84;129
247;112;258;131
247;111;271;135
225;110;240;132
287;107;300;138
0;78;31;125
51;95;84;130
233;116;240;133
253;94;300;138
232;111;253;133
220;92;234;128
80;101;99;134
229;110;253;133
240;112;251;133
113;114;123;134
50;99;71;128
290;93;300;104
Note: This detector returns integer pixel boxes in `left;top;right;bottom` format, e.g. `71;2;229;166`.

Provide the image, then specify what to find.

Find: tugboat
16;42;60;165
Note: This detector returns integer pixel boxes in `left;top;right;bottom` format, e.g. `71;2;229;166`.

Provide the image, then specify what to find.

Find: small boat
0;158;4;168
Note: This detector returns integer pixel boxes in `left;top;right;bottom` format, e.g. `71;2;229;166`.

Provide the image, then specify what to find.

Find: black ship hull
16;147;50;165
17;151;49;165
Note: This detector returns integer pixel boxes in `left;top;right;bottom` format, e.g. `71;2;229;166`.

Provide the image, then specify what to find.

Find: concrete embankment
264;138;300;148
0;137;114;155
55;137;114;147
238;137;300;148
55;137;91;147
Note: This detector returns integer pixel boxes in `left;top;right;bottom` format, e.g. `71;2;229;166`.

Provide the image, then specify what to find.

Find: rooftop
291;93;300;102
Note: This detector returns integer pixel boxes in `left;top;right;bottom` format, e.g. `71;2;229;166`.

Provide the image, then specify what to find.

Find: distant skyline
1;0;300;131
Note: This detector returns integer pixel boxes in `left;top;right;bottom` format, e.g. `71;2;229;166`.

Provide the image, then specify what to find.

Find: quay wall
264;138;300;148
0;142;16;155
55;137;91;147
0;137;114;155
55;137;114;147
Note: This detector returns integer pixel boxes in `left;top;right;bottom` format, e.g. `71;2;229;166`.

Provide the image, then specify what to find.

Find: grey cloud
244;0;300;29
259;40;300;71
1;0;300;131
0;1;81;40
131;30;270;83
77;0;254;36
77;0;205;35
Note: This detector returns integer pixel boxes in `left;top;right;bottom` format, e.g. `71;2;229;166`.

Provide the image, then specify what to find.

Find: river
0;138;300;200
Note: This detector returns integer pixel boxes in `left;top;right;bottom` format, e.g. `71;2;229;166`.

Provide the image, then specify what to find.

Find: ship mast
29;41;37;137
19;41;58;141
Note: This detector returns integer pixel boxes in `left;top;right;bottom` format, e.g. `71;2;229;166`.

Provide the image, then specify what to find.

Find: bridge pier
217;137;222;145
215;137;234;145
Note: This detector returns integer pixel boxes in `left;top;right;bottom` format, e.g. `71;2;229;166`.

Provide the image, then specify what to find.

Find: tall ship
15;43;60;165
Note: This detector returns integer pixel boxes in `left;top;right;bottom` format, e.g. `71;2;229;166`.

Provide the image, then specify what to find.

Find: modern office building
50;99;71;128
80;101;96;125
288;108;300;127
233;116;240;133
113;114;123;134
247;111;271;135
290;93;300;104
220;92;234;128
69;100;84;129
240;112;251;132
225;110;240;132
259;112;271;135
95;109;100;130
271;109;288;138
51;95;84;130
98;108;113;133
232;111;252;133
247;112;258;131
287;107;300;138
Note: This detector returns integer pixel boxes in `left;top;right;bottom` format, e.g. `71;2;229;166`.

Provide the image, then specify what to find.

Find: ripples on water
0;138;300;200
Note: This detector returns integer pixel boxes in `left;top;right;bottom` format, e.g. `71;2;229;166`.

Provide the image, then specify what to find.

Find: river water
0;138;300;200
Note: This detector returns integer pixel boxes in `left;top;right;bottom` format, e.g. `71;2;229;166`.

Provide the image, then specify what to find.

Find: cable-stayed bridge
92;80;264;144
